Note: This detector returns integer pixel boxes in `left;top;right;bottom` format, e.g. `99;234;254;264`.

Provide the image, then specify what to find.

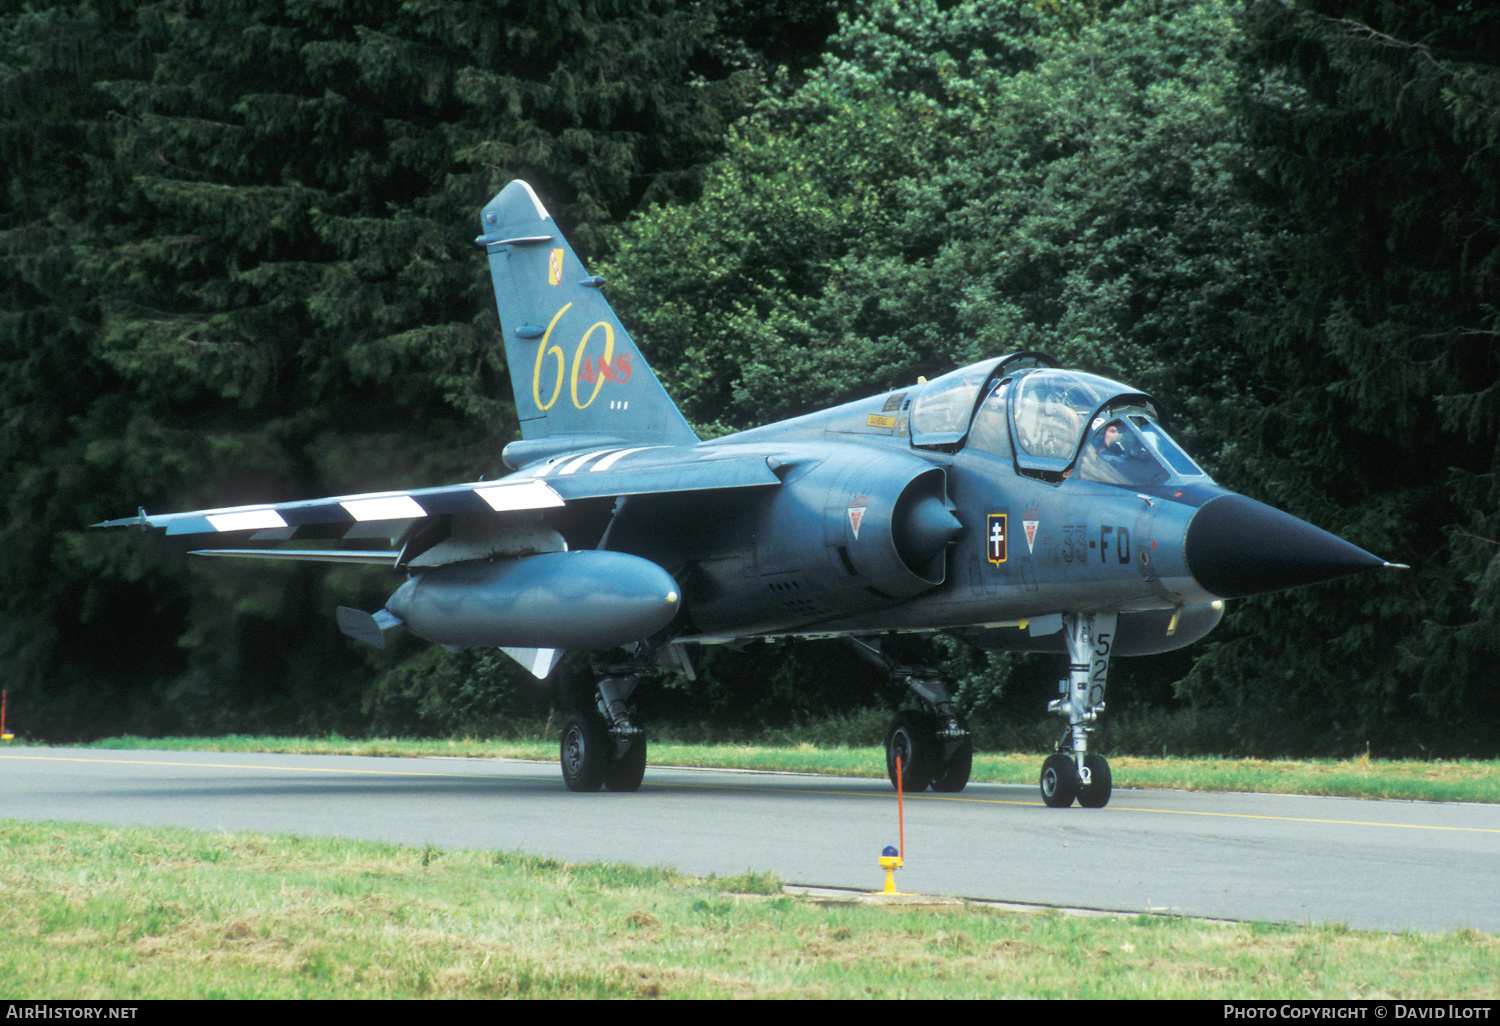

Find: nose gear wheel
1039;752;1079;808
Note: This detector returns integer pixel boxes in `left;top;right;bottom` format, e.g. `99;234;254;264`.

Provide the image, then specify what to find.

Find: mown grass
59;735;1500;804
1;819;1494;999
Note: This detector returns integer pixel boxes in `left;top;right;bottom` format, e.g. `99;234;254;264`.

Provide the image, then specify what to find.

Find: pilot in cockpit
1079;417;1168;488
1096;420;1126;460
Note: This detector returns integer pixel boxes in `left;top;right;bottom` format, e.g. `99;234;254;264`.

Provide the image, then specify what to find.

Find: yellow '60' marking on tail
533;306;633;413
532;304;572;411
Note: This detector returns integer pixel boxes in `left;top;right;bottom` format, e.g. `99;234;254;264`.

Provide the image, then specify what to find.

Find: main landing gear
849;637;974;794
560;649;651;792
1039;612;1116;808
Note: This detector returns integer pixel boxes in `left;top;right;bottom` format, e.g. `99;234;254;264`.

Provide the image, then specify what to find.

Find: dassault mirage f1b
99;181;1401;807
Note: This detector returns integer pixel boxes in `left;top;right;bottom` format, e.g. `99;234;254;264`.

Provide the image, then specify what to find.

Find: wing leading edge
95;478;566;538
96;453;783;554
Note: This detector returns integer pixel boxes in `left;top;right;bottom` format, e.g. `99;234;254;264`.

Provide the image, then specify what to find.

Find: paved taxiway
2;747;1497;933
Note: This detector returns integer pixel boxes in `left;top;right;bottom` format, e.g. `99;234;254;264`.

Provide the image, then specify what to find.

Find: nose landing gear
1040;612;1115;808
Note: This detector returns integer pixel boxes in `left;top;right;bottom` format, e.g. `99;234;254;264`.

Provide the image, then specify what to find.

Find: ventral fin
499;646;565;680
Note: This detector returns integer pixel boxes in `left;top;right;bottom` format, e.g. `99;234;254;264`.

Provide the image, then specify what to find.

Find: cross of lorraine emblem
987;513;1007;566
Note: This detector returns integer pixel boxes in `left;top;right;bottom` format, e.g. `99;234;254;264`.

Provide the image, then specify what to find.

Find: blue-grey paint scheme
97;180;1400;805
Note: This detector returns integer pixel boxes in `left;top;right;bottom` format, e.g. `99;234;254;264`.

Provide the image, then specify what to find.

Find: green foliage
1181;0;1500;756
604;0;1264;456
0;0;837;738
362;645;554;737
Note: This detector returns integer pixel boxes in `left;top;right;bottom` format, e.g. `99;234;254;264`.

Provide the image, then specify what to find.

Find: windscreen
1130;416;1205;477
1075;415;1208;487
1075;419;1170;487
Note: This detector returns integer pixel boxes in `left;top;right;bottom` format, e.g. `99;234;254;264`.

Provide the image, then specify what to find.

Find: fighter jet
98;180;1400;807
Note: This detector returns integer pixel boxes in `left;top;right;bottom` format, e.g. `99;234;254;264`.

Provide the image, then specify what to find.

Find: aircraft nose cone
1184;493;1386;599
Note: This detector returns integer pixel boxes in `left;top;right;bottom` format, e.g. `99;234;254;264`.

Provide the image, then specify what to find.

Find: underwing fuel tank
385;551;680;650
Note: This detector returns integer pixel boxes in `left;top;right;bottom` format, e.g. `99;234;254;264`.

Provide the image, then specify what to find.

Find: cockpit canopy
909;352;1054;446
909;356;1207;486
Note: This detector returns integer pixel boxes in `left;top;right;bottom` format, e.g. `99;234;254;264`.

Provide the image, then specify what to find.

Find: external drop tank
385;550;681;651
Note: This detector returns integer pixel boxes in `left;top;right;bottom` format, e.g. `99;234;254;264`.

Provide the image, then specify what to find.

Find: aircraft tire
1039;753;1079;808
931;736;973;793
1077;753;1112;808
604;735;647;792
886;710;936;793
560;711;609;792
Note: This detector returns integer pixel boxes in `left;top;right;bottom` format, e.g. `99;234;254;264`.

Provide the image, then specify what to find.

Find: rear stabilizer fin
337;606;404;650
479;181;697;447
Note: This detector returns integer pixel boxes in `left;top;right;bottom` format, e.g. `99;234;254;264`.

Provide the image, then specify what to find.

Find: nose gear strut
1040;612;1116;808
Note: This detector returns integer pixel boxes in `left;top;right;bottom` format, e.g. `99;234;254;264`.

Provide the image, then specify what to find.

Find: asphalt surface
2;746;1497;934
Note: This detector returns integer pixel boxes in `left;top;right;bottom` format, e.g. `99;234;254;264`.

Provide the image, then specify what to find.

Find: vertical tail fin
478;181;698;455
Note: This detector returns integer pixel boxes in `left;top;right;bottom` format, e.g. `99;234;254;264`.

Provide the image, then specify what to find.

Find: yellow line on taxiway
652;779;1500;836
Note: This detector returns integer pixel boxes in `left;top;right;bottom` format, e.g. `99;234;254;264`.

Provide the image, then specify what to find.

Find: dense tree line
2;0;1495;755
0;0;837;735
1191;0;1500;756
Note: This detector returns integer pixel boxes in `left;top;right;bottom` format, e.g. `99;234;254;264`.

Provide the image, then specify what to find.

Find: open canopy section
907;352;1055;448
1009;369;1149;467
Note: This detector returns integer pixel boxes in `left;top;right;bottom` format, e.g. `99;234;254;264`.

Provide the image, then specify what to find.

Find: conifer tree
1182;0;1500;755
0;0;837;736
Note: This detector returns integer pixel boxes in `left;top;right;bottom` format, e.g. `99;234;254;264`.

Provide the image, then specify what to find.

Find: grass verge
2;819;1495;999
56;735;1500;804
